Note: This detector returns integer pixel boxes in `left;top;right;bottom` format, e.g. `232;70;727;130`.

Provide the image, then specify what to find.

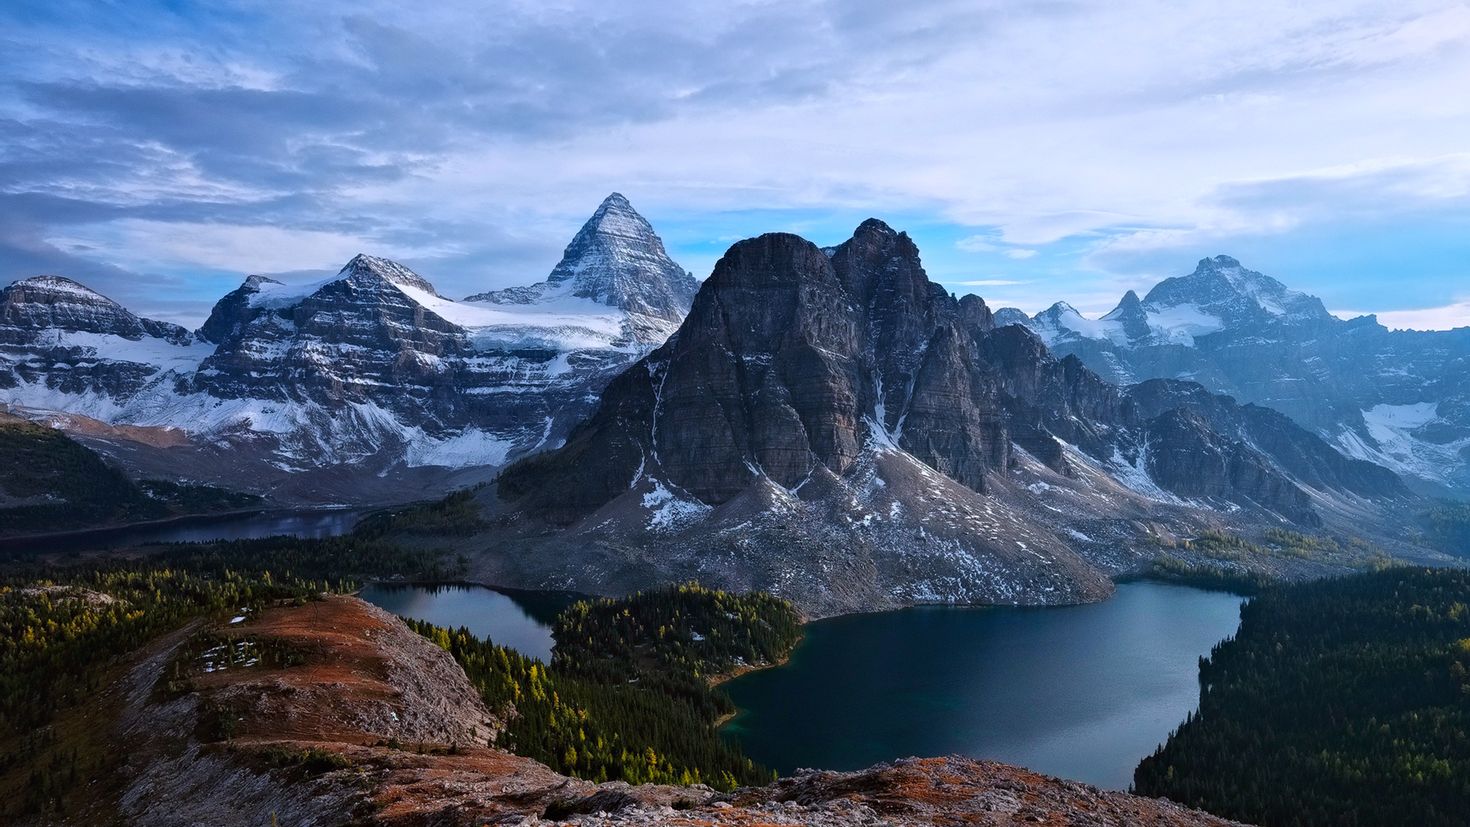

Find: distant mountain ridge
1001;256;1470;497
0;194;696;503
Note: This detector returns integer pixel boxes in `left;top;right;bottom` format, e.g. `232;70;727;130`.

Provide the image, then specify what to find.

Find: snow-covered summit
237;254;444;311
7;275;117;305
1143;255;1330;326
1004;255;1470;496
465;193;697;345
1019;255;1334;350
337;253;445;298
2;275;193;344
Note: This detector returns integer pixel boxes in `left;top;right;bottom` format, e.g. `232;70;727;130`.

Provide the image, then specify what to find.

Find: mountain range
1000;255;1470;498
0;199;1458;613
0;193;696;503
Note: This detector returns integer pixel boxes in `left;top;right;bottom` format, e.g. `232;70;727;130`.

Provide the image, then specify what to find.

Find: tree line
1134;567;1470;826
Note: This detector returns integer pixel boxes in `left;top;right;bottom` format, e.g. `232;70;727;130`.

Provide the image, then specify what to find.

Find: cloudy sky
3;1;1469;329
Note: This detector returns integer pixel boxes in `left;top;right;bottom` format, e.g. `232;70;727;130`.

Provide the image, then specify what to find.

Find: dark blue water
720;581;1242;790
0;508;368;554
358;583;578;662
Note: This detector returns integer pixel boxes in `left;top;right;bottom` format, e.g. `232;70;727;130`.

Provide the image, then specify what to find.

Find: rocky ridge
1004;256;1470;497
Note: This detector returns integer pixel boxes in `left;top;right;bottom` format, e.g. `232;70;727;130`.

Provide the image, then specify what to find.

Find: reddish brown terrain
22;595;1246;826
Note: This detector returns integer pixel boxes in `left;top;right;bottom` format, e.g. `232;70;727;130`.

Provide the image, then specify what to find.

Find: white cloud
955;235;1001;253
955;238;1037;260
382;0;1470;266
7;0;1470;314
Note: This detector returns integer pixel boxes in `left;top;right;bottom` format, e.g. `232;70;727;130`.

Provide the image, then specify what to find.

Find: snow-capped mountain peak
1102;290;1144;319
1098;289;1152;340
1017;255;1336;356
1040;300;1080;318
1143;254;1329;324
3;274;192;343
558;192;647;256
1030;301;1132;345
464;193;698;345
337;253;444;298
1004;255;1470;496
9;274;118;306
545;191;694;313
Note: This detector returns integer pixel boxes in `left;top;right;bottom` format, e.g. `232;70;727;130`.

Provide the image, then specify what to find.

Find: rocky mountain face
475;222;1418;616
0;195;696;503
0;276;209;405
1006;256;1470;497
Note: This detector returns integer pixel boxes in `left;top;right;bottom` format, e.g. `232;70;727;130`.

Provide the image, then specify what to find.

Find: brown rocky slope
35;595;1245;826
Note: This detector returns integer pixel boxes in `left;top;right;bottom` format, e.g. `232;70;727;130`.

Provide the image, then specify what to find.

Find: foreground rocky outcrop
463;220;1428;616
33;595;1243;826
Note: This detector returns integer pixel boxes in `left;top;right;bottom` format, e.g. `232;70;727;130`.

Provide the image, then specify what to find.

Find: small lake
720;581;1242;790
359;583;579;662
0;508;369;554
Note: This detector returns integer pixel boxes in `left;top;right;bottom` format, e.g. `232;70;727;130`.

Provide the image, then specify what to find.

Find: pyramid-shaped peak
580;192;657;241
540;194;695;311
465;193;697;342
1101;290;1146;321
